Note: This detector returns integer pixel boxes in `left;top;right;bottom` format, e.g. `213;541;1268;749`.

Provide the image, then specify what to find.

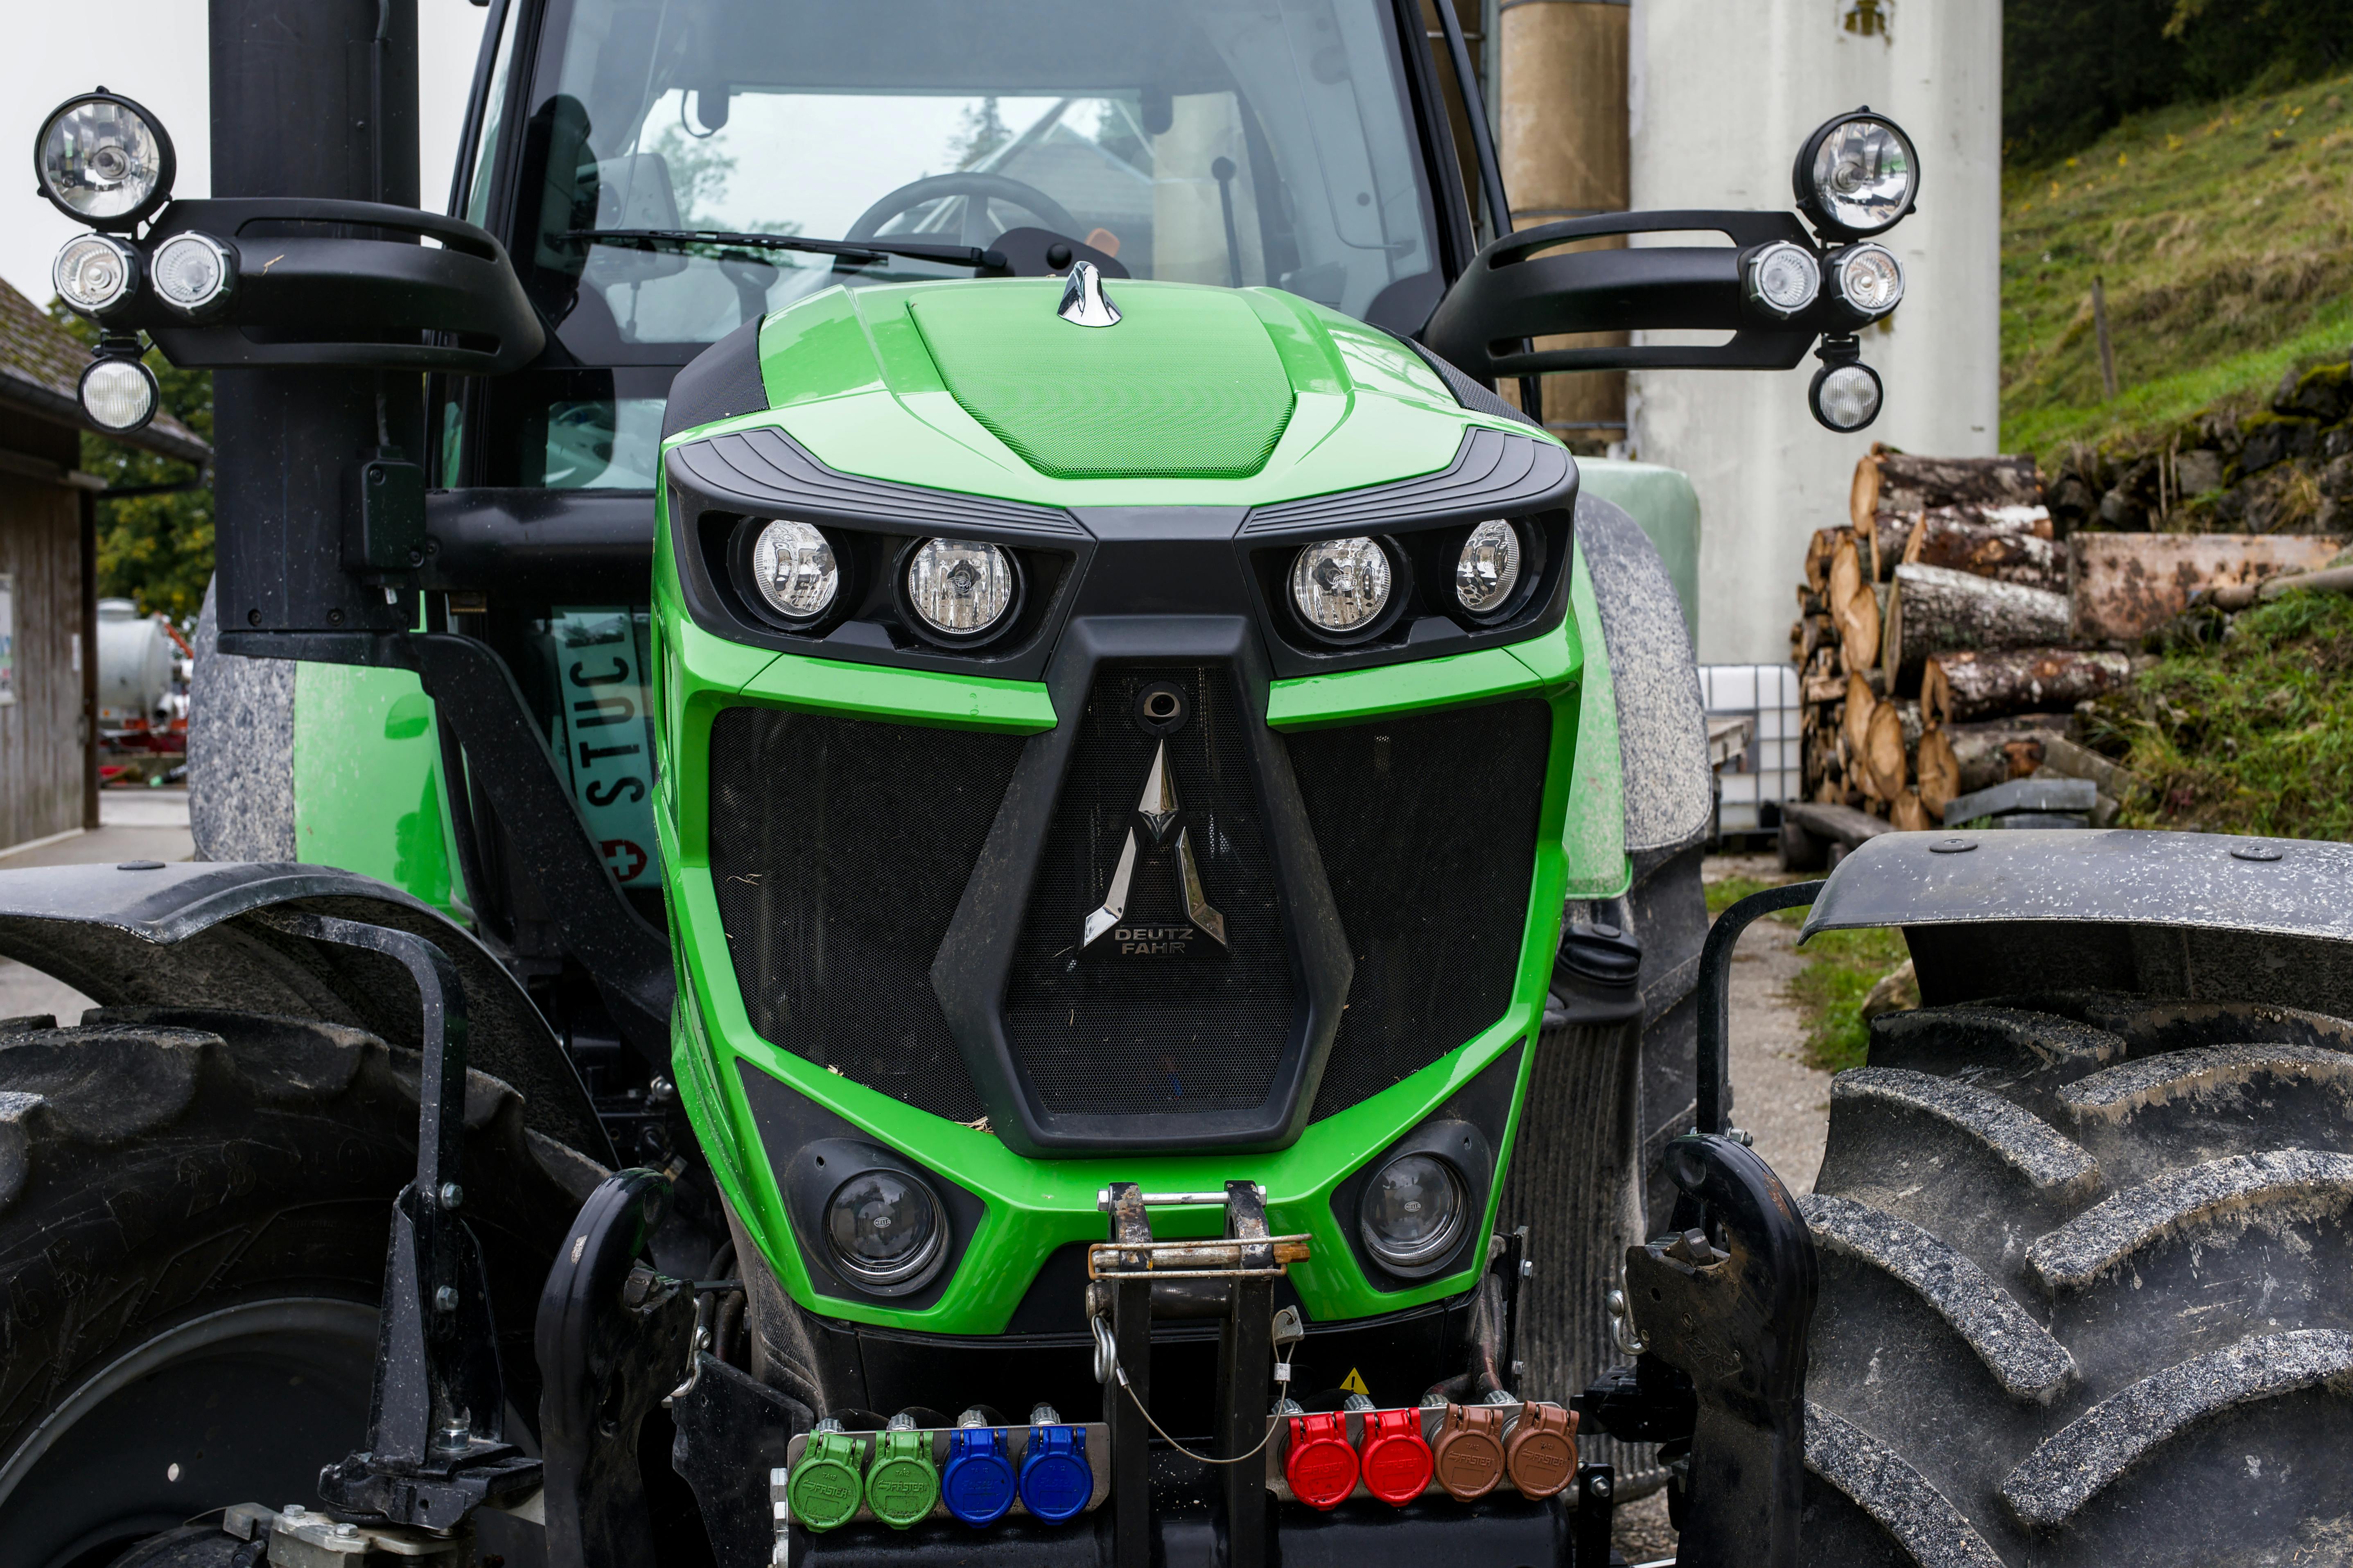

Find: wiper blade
565;228;1005;270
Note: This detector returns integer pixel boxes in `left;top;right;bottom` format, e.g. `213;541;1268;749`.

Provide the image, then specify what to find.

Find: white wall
1628;0;2001;664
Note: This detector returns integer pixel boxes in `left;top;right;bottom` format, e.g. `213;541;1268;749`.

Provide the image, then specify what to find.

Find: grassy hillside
2001;72;2353;454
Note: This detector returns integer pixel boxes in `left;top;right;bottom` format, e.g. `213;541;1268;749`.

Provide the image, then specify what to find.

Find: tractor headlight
36;92;176;228
1743;242;1820;320
1359;1152;1466;1274
150;231;238;317
79;357;159;434
1795;112;1917;239
750;518;840;623
1289;536;1393;637
1831;244;1904;318
825;1168;946;1288
904;538;1016;640
1454;520;1523;618
53;234;140;316
1809;359;1883;434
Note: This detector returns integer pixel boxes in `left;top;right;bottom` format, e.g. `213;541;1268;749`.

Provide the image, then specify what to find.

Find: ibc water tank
97;599;176;727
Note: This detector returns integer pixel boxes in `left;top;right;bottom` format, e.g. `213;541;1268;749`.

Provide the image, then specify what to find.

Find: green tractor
7;5;2348;1567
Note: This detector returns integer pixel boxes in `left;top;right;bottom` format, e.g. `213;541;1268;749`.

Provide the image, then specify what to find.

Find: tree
52;305;213;626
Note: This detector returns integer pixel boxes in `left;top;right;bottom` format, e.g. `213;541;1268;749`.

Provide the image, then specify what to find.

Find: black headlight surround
1326;1039;1522;1294
781;1136;972;1301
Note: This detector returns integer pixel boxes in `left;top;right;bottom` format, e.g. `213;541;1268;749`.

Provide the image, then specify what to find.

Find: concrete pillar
1498;0;1628;449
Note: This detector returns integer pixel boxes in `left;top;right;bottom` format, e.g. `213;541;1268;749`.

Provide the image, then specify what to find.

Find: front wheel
0;1008;598;1568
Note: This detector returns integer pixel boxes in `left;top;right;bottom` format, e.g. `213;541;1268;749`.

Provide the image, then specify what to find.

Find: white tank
97;599;179;727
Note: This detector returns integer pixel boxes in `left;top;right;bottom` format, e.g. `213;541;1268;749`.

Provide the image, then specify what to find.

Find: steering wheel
845;173;1082;251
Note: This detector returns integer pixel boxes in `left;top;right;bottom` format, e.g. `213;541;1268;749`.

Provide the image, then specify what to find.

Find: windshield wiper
564;228;1005;271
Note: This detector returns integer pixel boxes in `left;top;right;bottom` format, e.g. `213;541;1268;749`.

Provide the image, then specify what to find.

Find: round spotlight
1831;243;1904;319
1794;111;1917;239
1809;359;1883;434
904;538;1016;641
824;1168;947;1290
79;356;158;434
750;518;840;624
1358;1151;1466;1275
150;231;237;317
1454;520;1524;618
1743;241;1821;321
36;92;176;228
1289;536;1393;639
53;234;140;316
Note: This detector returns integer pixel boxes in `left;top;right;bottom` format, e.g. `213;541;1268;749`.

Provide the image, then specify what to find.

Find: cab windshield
504;0;1445;361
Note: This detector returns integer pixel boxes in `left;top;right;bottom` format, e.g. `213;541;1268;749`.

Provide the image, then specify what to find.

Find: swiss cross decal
603;838;649;882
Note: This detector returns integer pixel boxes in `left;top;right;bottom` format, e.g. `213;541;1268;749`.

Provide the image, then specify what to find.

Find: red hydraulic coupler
1357;1407;1434;1505
1284;1411;1359;1509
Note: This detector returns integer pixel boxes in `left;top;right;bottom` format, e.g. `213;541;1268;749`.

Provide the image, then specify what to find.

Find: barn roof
0;277;211;469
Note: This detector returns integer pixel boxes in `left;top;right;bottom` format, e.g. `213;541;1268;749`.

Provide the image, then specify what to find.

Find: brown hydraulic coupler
1502;1402;1577;1499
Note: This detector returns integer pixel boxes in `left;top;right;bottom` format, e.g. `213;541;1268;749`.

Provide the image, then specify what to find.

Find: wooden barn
0;281;209;854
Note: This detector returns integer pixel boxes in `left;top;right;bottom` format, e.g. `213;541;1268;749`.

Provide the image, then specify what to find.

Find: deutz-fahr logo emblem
1082;739;1227;955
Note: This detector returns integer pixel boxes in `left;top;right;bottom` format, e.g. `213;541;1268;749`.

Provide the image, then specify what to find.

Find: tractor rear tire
1797;994;2353;1567
0;1007;601;1568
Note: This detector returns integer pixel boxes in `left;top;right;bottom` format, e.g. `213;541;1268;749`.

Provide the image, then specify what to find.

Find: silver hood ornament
1057;260;1121;328
1082;738;1226;950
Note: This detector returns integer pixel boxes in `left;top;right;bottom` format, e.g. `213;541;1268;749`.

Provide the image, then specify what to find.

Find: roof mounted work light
36;90;175;230
1793;109;1917;240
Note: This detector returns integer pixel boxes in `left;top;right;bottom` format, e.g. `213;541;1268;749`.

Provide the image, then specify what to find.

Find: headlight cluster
824;1166;947;1289
1359;1150;1468;1274
742;519;1023;646
1284;520;1533;645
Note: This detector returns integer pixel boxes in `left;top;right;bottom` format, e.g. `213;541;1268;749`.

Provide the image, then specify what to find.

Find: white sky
0;2;490;307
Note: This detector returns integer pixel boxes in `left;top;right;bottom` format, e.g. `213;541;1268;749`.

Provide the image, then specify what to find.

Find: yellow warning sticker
1339;1368;1370;1398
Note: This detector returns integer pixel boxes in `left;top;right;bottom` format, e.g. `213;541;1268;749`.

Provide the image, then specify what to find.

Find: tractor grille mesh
707;705;1024;1124
1003;666;1296;1118
1293;700;1553;1118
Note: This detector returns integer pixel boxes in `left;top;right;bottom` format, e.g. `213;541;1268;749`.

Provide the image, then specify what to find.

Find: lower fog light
786;1418;867;1532
824;1167;945;1289
1359;1152;1466;1274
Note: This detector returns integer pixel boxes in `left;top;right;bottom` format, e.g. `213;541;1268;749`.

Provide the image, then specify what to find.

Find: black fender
0;859;613;1164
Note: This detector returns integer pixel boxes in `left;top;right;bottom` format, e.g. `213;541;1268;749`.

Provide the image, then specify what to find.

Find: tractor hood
668;276;1535;511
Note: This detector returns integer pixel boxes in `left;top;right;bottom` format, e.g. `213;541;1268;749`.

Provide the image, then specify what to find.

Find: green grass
2001;74;2353;453
2084;586;2353;838
1704;875;1910;1077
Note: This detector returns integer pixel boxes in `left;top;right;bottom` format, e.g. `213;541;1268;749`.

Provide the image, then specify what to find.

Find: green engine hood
908;282;1294;480
719;277;1536;509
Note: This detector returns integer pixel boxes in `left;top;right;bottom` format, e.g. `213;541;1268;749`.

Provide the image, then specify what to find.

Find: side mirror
1421;109;1917;434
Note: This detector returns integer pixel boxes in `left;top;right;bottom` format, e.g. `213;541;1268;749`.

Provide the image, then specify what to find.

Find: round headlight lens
151;232;237;315
1833;244;1904;317
905;538;1015;638
1810;361;1883;434
1801;116;1916;237
79;357;158;434
38;95;173;225
1454;520;1523;617
1359;1152;1466;1272
750;518;840;622
1289;537;1392;636
53;235;138;316
1744;242;1820;320
825;1168;946;1288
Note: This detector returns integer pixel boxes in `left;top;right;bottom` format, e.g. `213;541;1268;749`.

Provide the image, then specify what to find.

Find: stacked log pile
1793;448;2134;825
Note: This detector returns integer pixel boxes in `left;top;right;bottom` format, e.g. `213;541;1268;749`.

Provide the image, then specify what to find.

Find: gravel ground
1608;853;1833;1561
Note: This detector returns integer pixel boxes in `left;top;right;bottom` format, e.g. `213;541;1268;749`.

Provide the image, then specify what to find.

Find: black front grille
1292;700;1554;1118
1003;666;1296;1118
707;706;1025;1123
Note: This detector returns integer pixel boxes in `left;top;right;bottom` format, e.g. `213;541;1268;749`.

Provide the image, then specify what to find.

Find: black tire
1798;994;2353;1567
1499;840;1708;1494
0;1008;601;1568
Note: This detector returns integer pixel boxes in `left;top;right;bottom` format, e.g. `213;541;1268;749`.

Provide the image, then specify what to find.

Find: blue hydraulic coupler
1018;1403;1092;1524
942;1409;1017;1527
